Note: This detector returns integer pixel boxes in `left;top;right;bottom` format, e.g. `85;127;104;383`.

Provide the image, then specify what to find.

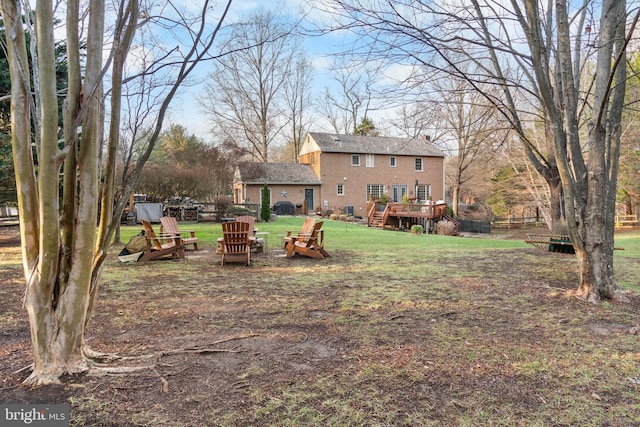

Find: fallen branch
158;348;244;356
12;364;34;375
88;365;156;376
102;333;261;362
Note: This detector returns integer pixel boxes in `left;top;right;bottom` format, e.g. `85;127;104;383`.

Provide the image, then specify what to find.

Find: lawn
1;217;639;426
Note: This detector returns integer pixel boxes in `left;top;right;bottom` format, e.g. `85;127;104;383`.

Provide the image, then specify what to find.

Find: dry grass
1;221;639;426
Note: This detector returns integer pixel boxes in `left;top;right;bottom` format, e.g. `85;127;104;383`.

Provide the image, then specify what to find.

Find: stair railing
366;201;376;226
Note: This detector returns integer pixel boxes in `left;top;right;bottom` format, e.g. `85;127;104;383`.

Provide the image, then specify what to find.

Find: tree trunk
90;0;139;325
1;0;106;386
548;178;564;234
1;0;238;385
574;230;618;302
568;0;627;302
451;184;460;217
572;160;620;301
21;0;89;386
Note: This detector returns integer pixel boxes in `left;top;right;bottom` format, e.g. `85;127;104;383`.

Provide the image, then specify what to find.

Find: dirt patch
0;224;21;248
1;225;640;426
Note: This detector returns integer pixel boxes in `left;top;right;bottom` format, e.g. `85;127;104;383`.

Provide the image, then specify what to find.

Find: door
304;189;314;212
392;185;408;203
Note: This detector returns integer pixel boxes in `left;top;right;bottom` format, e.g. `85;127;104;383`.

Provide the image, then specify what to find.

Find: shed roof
308;132;445;157
235;162;321;185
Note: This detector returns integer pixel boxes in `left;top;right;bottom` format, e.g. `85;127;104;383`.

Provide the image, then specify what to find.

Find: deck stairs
369;211;385;228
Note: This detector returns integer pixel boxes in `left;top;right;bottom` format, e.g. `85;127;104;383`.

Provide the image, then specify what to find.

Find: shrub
213;195;232;222
436;220;458;236
227;206;252;216
330;213;339;221
411;224;424;235
321;208;334;218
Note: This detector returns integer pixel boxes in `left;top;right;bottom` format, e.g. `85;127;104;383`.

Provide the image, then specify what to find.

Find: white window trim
337;184;345;196
416;184;431;201
415;157;424;172
352;154;361;166
366;154;375;167
389;156;397;167
366;184;385;200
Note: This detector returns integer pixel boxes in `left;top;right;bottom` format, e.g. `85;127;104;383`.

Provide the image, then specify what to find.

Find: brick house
233;132;445;217
233;162;321;213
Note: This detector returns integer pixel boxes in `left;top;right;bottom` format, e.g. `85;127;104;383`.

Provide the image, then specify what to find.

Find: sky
157;0;347;142
43;0;407;144
142;0;418;144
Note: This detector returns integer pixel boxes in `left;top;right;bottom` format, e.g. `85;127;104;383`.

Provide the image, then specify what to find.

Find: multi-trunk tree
320;0;636;302
2;0;233;386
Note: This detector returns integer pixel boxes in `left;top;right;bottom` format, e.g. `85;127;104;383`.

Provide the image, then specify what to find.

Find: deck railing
386;202;447;218
367;202;448;226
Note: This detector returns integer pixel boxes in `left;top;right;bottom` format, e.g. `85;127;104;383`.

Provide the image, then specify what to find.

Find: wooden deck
367;201;454;231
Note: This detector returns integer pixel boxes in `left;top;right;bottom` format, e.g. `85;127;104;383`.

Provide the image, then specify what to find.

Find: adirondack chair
139;220;185;262
221;221;252;266
285;220;330;259
235;215;266;252
235;215;257;236
160;216;199;250
283;217;316;249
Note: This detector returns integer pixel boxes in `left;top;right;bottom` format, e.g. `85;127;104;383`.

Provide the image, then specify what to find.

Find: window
367;184;384;200
366;154;374;167
416;184;431;201
415;158;423;171
337;184;345;196
311;153;316;165
351;154;360;166
389;156;396;167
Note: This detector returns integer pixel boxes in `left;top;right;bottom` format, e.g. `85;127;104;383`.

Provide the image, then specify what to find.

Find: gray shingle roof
235;162;321;185
308;132;444;157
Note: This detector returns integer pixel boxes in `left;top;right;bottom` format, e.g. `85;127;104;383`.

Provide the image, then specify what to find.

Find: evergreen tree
261;182;271;221
354;117;378;136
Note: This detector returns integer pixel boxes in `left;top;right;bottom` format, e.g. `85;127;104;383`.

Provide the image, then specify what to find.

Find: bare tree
319;62;379;134
202;9;304;162
617;52;640;216
389;102;441;140
111;71;157;243
283;56;314;162
431;73;505;217
388;73;502;217
319;0;637;302
2;0;233;385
